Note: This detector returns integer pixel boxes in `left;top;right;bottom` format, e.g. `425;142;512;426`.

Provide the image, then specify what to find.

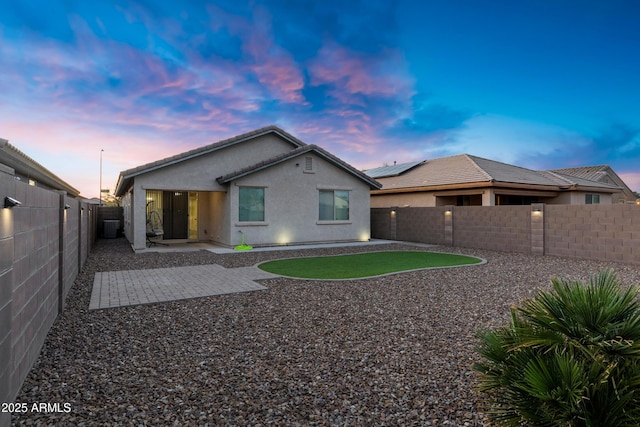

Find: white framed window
239;187;265;221
319;190;349;221
585;194;600;204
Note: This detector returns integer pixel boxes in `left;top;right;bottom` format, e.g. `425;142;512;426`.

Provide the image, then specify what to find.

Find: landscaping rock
11;238;640;426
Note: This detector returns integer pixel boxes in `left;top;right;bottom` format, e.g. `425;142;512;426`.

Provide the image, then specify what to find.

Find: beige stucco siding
127;134;297;250
203;191;228;244
134;134;295;192
226;153;372;246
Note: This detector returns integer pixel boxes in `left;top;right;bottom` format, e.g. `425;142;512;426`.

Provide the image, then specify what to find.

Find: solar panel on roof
365;160;424;178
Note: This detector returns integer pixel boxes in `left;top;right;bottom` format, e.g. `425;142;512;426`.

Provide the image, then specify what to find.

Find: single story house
115;126;381;251
367;154;629;207
0;138;80;196
550;165;637;204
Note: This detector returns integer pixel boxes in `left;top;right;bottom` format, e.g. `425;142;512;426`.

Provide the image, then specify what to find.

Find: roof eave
372;180;566;194
116;126;307;187
0;139;81;197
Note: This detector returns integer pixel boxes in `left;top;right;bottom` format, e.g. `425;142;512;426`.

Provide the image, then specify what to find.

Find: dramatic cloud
1;1;639;196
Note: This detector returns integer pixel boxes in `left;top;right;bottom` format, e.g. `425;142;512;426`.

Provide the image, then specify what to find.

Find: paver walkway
89;264;278;310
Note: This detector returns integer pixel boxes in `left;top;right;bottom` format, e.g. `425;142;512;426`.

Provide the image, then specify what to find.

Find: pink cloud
308;40;415;104
0;112;243;199
204;4;307;105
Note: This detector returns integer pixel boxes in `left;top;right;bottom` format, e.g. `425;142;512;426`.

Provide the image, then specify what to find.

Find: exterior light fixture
64;204;72;210
4;196;22;208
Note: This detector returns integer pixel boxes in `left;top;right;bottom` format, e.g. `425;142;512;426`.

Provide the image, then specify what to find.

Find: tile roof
551;165;635;199
550;165;609;182
217;144;382;189
115;125;306;195
371;154;621;191
542;171;619;189
0;138;80;196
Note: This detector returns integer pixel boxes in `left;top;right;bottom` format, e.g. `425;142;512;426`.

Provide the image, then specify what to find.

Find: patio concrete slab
90;264;278;310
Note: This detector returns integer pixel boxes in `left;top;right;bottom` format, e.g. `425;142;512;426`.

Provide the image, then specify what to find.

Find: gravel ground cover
12;238;640;426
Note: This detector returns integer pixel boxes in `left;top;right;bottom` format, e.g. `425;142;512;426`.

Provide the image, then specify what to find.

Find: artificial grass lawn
258;251;482;279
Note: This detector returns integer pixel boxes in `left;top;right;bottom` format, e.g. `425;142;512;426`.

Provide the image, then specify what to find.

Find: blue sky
1;0;639;197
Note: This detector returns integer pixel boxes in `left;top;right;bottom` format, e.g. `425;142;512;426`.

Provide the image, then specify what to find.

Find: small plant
475;269;640;426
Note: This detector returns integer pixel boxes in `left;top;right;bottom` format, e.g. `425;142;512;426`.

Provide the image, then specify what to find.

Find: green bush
474;269;640;426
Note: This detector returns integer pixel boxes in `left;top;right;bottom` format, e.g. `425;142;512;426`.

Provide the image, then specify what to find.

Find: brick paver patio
89;264;277;309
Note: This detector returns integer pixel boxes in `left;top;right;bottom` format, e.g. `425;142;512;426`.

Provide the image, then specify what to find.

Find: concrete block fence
371;204;640;265
0;168;98;426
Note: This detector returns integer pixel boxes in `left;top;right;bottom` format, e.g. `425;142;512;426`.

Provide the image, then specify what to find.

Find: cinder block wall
371;204;640;265
0;166;16;426
396;206;447;245
370;208;393;240
371;207;447;244
545;204;640;264
453;206;531;253
10;181;60;400
61;196;79;311
0;168;96;427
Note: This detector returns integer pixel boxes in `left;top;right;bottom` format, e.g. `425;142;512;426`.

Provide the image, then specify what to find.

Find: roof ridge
539;170;575;187
552;164;609;171
116;125;307;195
463;154;494;181
548;170;621;189
217;144;381;189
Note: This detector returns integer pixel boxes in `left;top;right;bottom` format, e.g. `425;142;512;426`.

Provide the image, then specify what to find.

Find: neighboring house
367;154;625;207
551;165;637;204
114;126;381;251
0;138;80;197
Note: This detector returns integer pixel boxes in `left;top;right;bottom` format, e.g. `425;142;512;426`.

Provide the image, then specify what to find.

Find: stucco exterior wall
136;134;296;192
123;133;374;250
121;191;132;241
203;191;227;244
225;153;371;247
126;134;298;250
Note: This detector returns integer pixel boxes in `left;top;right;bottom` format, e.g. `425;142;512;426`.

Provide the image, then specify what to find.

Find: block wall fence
0;167;99;427
371;204;640;265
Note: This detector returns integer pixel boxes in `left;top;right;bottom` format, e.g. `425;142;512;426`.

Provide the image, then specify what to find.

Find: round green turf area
258;251;483;279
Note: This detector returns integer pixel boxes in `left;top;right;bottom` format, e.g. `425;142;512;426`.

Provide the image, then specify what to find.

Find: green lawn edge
258;251;485;280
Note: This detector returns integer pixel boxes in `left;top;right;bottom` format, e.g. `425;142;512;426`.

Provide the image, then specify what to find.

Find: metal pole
100;149;104;206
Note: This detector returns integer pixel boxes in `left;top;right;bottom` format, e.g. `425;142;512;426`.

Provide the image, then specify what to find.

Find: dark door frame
162;191;189;239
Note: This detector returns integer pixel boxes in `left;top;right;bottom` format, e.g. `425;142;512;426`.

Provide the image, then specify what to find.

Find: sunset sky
1;0;639;198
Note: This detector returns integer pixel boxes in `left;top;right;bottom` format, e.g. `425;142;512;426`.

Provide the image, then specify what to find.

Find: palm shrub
474;269;640;426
